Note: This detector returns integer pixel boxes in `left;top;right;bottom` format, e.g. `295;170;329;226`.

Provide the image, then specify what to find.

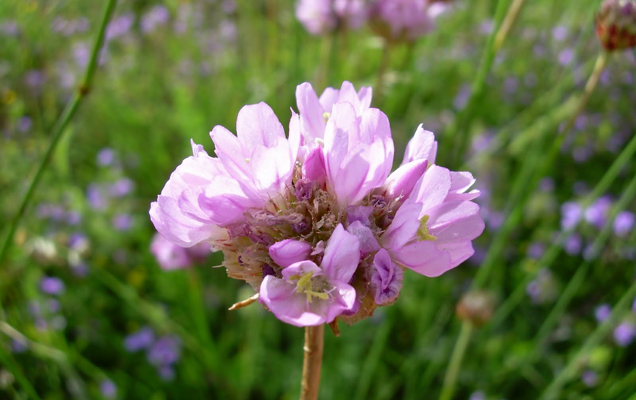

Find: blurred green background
1;0;636;399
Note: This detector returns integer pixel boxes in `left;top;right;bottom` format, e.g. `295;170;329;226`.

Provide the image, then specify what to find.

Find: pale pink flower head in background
369;0;449;42
296;0;369;35
150;81;484;327
150;233;211;270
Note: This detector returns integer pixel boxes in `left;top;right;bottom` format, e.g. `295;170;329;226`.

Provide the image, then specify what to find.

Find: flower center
417;215;437;241
292;272;331;303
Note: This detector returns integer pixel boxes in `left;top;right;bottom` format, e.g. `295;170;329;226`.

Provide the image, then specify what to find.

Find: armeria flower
369;0;449;43
595;0;636;51
150;233;211;270
296;0;368;35
150;81;484;327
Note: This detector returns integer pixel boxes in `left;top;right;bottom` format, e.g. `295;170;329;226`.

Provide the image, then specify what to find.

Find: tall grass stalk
489;130;636;327
472;51;610;291
538;266;636;399
449;0;513;164
0;0;118;266
438;321;473;400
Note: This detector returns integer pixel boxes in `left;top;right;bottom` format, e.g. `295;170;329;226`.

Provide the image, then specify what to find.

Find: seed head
595;0;636;51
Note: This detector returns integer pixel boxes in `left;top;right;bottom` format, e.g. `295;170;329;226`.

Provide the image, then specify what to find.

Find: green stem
489;130;636;327
531;170;636;355
300;325;325;400
472;51;609;291
538;279;636;400
439;321;473;400
493;0;526;52
0;347;43;400
0;0;118;266
450;0;512;165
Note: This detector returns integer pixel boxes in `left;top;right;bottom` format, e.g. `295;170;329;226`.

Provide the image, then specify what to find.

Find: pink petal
319;87;339;113
427;201;485;242
383;159;428;199
409;165;451;216
236;102;285;149
296;83;326;142
402;125;437;165
392;240;453;277
437;240;475;268
321;224;360;283
210;125;251;182
269;240;312;268
259;276;325;327
381;202;422;250
324;281;356;322
302;146;327;185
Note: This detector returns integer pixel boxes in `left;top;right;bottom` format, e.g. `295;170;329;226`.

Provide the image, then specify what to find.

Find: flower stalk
300;325;325;400
0;0;118;266
439;321;473;400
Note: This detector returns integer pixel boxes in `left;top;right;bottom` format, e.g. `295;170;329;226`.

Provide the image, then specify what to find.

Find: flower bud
595;0;636;51
456;290;495;327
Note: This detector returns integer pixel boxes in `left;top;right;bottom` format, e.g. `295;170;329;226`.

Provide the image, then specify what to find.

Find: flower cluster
296;0;368;35
124;326;182;381
150;81;484;327
295;0;451;41
368;0;449;43
150;232;211;270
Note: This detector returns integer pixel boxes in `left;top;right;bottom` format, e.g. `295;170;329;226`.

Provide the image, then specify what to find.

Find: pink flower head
370;0;449;42
150;81;484;327
150;233;211;270
296;0;369;36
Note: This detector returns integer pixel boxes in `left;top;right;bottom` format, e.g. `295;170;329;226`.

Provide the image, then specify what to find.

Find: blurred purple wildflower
552;26;568;41
595;303;611;322
97;148;116;167
100;380;117;399
584;196;612;229
17;116;32;133
581;370;599;387
564;233;582;256
87;184;109;210
111;178;135;197
561;201;582;230
124;327;155;352
147;336;182;380
25;70;45;89
526;268;558;304
0;20;19;36
11;338;28;353
613;211;634;236
40;277;65;295
527;242;545;259
112;214;133;231
558;48;574;66
613;322;636;346
468;391;486;400
106;13;134;40
141;6;170;34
